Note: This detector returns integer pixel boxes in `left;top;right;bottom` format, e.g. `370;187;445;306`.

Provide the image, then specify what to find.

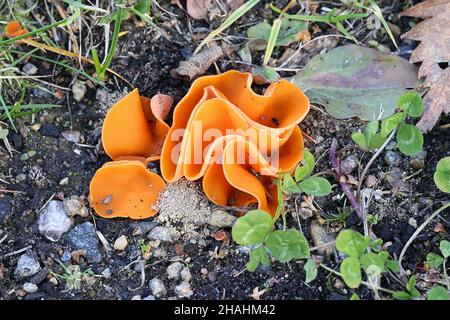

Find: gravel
38;200;74;242
68;222;103;263
149;278;167;297
15;250;41;279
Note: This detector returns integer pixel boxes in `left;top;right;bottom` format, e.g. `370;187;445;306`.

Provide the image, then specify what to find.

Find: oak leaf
401;0;450;132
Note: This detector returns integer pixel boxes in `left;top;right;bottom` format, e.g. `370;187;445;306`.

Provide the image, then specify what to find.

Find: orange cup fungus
5;21;28;37
89;70;310;219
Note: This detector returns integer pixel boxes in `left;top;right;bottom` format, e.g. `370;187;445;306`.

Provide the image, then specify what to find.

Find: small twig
398;202;450;275
310;240;336;252
0;234;7;245
4;245;32;258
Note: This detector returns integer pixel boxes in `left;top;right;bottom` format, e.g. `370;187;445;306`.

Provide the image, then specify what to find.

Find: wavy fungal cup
89;70;310;219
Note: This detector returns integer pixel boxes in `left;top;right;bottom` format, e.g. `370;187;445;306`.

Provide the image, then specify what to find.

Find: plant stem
319;263;396;295
99;7;123;76
398;202;450;274
330;139;363;218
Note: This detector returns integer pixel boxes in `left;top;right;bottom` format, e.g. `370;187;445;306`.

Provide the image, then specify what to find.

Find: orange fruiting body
89;70;309;219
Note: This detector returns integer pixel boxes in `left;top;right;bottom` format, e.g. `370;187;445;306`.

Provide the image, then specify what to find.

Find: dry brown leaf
186;0;244;20
171;45;223;80
401;0;450;131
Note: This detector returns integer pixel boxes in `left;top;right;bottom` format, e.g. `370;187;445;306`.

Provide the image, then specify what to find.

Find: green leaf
397;91;424;118
380;112;405;137
304;259;318;284
363;121;387;150
406;276;421;298
434;157;450;194
340;256;362;288
295;149;315;182
246;246;270;272
247;17;308;48
393;291;412;300
386;259;400;273
360;252;385;277
266;229;310;263
231;210;273;245
426;252;444;269
396;124;423;156
134;0;152;14
336;229;370;257
351;132;368;151
298;177;332;196
427;286;450;300
440;240;450;258
350;293;361;300
293;45;419;121
283;174;301;193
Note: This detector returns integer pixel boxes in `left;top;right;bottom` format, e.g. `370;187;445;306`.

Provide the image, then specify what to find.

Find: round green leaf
427;286;449;300
298;177;332;196
231;210;273;245
283;173;301;193
351;132;368;151
434;157;450;194
266;229;310;263
295;149;315;181
427;252;444;269
360;252;385;276
397;91;424;118
304;258;318;284
396;124;423;156
246;246;270;272
340;256;362;289
380;112;405;137
440;240;450;259
336;229;370;257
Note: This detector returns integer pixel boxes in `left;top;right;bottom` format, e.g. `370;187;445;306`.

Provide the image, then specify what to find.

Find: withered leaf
401;0;450;131
171;45;223;80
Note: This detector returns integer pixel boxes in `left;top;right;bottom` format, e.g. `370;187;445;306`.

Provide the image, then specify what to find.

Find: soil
0;0;449;301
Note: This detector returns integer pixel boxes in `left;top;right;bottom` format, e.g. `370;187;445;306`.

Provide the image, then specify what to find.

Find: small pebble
180;267;192;282
61;130;81;143
23;282;38;294
384;151;402;167
114;235;128;251
166;262;184;280
72;80;87;102
59;177;69;186
15;251;41;279
340;154;359;175
22;63;38;75
175;281;193;298
149;278;166;297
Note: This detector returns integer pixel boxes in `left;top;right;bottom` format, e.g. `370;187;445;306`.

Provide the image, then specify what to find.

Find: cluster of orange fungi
89;70;310;219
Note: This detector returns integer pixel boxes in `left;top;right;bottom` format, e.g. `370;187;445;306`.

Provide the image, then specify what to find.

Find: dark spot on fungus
106;209;113;215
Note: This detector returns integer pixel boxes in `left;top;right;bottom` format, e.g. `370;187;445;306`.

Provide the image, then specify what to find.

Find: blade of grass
3;48;103;85
3;104;62;110
0;93;16;131
63;0;109;13
99;8;123;76
263;18;282;65
263;0;296;66
354;1;399;50
0;18;70;46
194;0;261;54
